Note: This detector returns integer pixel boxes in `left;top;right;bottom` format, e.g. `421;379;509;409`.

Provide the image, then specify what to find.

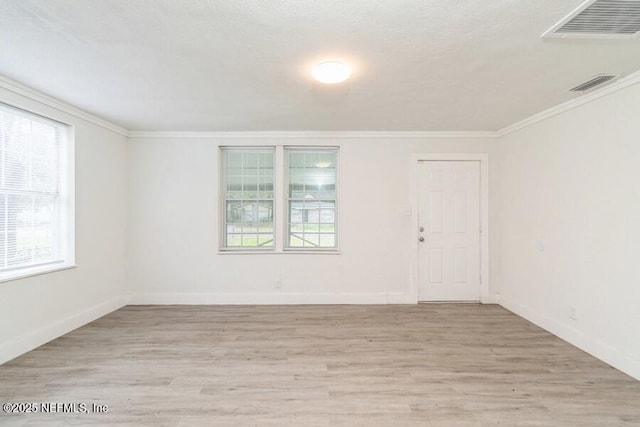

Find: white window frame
0;102;75;283
218;144;340;254
219;146;276;251
283;146;339;252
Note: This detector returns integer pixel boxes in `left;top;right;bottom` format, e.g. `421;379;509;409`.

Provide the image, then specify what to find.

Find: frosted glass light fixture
312;61;351;84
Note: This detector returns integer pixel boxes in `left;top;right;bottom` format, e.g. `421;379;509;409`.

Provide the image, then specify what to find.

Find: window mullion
275;145;284;252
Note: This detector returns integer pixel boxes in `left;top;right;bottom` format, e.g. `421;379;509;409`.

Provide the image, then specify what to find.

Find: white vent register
543;0;640;38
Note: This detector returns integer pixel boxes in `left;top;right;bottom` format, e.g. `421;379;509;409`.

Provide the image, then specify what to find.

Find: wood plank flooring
1;304;639;426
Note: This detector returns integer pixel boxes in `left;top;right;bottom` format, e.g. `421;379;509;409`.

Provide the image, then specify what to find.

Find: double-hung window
0;102;74;281
286;147;337;249
220;146;338;251
221;147;275;249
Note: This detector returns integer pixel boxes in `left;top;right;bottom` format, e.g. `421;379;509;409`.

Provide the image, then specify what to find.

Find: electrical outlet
275;279;282;289
569;306;578;320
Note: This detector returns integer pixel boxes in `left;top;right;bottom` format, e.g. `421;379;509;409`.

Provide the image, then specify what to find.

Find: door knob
419;226;424;232
418;236;425;242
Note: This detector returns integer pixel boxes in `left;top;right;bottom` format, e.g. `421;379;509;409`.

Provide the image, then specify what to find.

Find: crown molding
497;69;640;137
127;130;498;139
4;67;639;141
0;75;128;137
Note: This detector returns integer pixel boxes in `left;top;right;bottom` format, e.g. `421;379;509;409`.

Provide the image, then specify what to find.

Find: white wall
127;136;500;304
496;81;640;380
0;84;129;364
5;71;639;384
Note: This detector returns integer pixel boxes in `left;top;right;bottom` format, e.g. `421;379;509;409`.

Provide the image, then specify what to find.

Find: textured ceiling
1;0;640;131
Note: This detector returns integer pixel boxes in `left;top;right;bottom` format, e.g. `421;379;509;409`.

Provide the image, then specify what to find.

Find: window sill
217;250;341;255
0;263;77;284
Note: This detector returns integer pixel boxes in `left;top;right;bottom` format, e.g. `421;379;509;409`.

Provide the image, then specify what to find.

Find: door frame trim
409;153;492;303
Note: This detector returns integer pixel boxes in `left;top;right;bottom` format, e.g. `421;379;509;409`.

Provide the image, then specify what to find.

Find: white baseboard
481;293;500;304
500;297;640;381
0;296;127;365
128;292;416;305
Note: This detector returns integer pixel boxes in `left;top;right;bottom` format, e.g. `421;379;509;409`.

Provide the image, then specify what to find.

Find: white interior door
417;161;480;301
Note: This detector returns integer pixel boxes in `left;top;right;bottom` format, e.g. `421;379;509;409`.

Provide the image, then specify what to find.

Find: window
286;147;337;249
221;147;275;249
220;146;339;251
0;103;73;280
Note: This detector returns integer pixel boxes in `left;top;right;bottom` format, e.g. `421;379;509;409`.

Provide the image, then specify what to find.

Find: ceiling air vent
543;0;640;39
570;74;618;92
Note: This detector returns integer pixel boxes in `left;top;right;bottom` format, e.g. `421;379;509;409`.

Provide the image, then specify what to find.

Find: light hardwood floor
1;304;639;426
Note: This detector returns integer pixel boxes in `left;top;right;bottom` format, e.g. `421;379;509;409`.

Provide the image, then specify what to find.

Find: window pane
243;175;258;199
289;234;304;247
319;234;335;247
0;195;5;232
221;146;275;250
227;234;242;247
226;201;273;227
258;221;273;233
0;232;5;269
257;234;274;247
286;148;338;250
0;103;66;273
288;149;336;200
31;122;58;193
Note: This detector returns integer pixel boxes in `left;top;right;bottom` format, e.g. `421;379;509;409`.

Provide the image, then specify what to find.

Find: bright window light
0;102;74;281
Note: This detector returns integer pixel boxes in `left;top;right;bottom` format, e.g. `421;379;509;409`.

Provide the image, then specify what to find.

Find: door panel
430;248;443;283
418;161;480;301
429;192;443;232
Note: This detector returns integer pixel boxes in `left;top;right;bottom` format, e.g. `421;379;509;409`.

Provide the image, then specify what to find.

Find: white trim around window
284;146;339;251
219;145;340;254
0;102;75;283
219;146;276;251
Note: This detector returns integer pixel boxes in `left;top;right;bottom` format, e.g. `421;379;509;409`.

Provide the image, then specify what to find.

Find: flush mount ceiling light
312;61;352;84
